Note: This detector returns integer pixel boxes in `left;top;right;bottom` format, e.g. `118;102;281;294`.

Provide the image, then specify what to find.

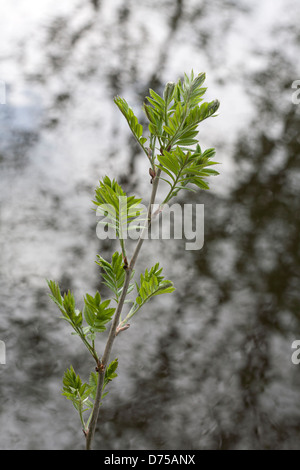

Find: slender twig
129;167;161;268
85;168;161;450
85;267;132;450
74;326;99;364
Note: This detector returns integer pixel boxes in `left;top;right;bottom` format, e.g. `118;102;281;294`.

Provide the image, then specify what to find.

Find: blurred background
0;0;300;450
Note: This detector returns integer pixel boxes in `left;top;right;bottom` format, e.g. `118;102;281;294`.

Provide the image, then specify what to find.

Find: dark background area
0;0;300;450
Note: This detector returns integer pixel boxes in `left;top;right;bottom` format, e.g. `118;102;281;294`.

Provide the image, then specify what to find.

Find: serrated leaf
96;251;134;303
83;291;115;332
47;279;62;305
114;96;147;153
48;280;84;330
93;177;143;237
62;366;94;415
120;264;175;325
148;88;165;109
88;358;119;404
104;358;118;387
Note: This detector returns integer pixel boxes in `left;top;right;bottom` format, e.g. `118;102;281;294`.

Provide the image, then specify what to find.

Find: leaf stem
78;398;88;434
74;325;99;363
129;167;161;269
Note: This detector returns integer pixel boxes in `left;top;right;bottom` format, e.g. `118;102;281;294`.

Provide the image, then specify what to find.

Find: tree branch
85;168;161;450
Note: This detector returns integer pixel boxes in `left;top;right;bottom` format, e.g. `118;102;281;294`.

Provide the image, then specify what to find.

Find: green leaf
141;71;219;155
62;366;93;411
156;142;220;202
143;103;159;124
88;371;98;401
148;88;165;110
47;279;62;305
47;279;65;314
122;264;175;323
190;178;210;190
104;358;118;388
89;358;119;404
93;177;143;237
114;96;147;151
163;81;176;106
83;291;115;332
96;251;134;303
48;280;83;328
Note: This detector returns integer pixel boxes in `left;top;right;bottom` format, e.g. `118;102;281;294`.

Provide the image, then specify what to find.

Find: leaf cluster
113;71;220;202
83;292;115;333
89;358;118;402
62;359;118;428
143;71;219;151
96;251;134;303
47;280;83;329
47;280;114;339
93;176;143;239
157;144;219;203
114;96;148;153
118;263;175;327
135;263;175;306
62;365;93;413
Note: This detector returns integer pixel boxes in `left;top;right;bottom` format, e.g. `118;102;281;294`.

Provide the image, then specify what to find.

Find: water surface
0;0;300;450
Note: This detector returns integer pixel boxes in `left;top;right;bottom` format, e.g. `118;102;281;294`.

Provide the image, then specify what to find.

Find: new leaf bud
163;81;175;105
